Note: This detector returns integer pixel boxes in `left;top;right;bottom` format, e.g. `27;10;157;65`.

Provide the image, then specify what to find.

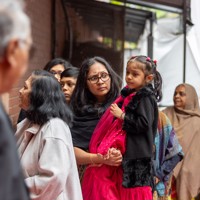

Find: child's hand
110;103;123;119
108;148;121;157
102;148;122;166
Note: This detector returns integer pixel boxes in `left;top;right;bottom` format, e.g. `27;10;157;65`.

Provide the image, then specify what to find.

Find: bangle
97;153;103;163
120;112;125;120
89;154;95;164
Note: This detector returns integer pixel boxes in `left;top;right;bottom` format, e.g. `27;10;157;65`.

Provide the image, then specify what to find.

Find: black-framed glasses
87;72;110;84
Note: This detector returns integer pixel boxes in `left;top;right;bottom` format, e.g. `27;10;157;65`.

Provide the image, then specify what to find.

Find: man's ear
4;39;19;67
145;74;154;84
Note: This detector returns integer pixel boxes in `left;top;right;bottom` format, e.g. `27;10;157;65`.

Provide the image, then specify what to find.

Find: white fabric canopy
124;0;200;106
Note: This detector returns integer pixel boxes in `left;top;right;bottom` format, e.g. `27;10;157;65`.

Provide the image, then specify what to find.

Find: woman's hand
88;148;122;167
102;148;122;166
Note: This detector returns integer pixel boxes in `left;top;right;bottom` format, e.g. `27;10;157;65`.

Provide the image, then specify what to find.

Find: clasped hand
95;148;122;167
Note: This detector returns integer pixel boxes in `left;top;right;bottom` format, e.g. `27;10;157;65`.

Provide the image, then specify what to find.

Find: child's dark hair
60;67;79;79
127;55;162;102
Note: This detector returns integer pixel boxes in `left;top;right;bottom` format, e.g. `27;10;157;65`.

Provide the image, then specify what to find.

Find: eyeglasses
87;72;110;84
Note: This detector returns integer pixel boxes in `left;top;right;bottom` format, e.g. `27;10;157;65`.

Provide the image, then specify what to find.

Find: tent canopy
65;0;191;44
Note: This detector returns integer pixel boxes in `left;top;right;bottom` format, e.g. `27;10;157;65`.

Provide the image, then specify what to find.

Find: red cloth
82;92;153;200
170;176;177;199
82;165;152;200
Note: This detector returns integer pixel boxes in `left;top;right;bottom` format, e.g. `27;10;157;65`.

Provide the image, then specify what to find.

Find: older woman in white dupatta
163;83;200;200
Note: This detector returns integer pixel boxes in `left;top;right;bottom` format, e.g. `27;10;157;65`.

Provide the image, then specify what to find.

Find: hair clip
146;57;151;61
153;60;157;65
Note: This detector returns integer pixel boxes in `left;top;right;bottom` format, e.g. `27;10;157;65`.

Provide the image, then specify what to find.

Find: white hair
0;0;31;56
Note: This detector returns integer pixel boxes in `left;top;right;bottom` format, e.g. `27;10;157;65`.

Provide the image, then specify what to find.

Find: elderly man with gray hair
0;0;31;199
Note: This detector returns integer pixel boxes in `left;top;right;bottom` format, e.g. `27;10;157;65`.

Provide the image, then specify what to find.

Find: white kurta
15;118;82;200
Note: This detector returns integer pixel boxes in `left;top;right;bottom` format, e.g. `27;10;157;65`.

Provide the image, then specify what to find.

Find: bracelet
120;112;125;120
97;153;103;162
89;154;95;165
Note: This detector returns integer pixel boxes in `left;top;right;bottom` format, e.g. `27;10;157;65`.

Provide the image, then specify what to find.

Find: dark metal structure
65;0;155;43
53;0;191;78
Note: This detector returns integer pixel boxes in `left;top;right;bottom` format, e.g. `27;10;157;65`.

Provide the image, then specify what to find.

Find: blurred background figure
163;83;200;200
0;0;31;199
60;67;79;103
16;69;82;200
43;57;73;82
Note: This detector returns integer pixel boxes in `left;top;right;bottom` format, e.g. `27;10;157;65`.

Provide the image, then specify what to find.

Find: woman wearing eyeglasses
70;56;122;181
163;83;200;200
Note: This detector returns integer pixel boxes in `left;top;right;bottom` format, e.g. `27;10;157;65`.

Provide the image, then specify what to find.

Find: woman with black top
70;56;122;180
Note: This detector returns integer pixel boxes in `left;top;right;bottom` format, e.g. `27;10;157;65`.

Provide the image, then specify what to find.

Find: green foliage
110;0;124;6
103;37;112;48
124;41;137;49
135;5;179;19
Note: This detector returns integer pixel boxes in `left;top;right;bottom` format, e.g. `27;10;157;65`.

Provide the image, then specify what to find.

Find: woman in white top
15;69;82;200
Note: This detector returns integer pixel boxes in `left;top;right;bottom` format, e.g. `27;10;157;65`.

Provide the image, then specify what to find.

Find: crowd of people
1;1;200;200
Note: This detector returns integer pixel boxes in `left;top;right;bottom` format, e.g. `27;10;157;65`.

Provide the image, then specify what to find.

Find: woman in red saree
82;88;136;200
82;55;163;200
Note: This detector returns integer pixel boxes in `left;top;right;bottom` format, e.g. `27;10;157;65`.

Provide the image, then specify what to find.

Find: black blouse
70;110;101;151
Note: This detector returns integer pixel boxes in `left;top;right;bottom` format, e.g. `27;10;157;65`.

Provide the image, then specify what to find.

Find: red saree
82;91;152;200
